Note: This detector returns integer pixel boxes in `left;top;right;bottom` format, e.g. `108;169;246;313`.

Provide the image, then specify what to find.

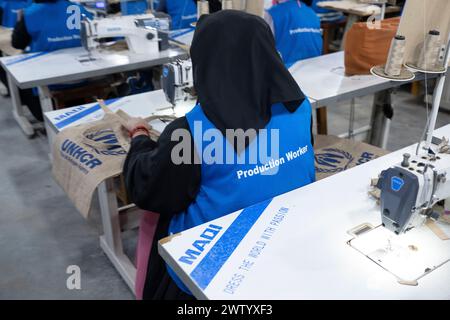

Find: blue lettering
178;224;223;265
179;249;202;265
85;158;102;169
193;239;210;252
79;153;94;163
200;224;223;240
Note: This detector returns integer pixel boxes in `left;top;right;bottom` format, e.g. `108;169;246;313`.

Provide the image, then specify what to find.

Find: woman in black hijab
123;10;315;300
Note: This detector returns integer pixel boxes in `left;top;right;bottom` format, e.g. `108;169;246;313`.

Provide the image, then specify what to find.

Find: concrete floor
0;86;449;299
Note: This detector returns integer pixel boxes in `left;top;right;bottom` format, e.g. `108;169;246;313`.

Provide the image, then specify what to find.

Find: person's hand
124;117;151;138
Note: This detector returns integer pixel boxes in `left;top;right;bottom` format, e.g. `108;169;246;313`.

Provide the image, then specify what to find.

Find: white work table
290;51;440;147
44;89;196;293
0;45;188;137
290;51;436;108
159;124;450;300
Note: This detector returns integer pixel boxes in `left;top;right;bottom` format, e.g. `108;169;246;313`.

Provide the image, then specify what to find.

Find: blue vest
166;0;197;30
1;0;31;28
168;100;316;293
268;0;322;68
24;0;93;53
120;0;147;15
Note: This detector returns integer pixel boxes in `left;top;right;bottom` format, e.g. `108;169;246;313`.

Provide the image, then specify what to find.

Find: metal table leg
369;91;392;148
38;86;54;113
98;179;137;294
7;73;34;137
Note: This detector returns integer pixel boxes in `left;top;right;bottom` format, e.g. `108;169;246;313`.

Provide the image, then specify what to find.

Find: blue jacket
120;0;147;15
166;0;197;30
268;0;322;67
168;100;316;293
1;0;32;28
24;0;93;52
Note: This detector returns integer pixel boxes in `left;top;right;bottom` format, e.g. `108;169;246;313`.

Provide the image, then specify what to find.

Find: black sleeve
157;0;167;12
123;117;201;216
12;17;31;50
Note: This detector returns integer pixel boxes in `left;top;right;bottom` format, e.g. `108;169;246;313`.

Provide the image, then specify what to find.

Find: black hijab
190;10;305;137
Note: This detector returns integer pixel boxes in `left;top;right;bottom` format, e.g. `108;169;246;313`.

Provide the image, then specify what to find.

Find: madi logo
391;176;405;192
178;224;223;266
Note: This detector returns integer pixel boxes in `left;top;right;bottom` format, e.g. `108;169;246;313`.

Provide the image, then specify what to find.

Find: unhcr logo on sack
315;148;354;174
60;139;103;172
83;129;127;156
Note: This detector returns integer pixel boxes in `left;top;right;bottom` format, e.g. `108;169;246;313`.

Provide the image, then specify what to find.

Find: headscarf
190;10;305;138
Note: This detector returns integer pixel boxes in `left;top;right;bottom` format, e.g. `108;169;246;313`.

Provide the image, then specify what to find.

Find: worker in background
157;0;197;29
120;0;148;15
10;0;92;121
122;10;315;300
265;0;323;68
0;0;31;28
157;0;221;30
12;0;92;52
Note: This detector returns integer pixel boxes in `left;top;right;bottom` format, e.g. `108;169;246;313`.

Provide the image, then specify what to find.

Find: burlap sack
314;135;389;180
52;112;130;218
52;106;176;218
344;17;400;76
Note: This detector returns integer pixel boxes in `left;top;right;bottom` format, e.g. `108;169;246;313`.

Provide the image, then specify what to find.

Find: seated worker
12;0;92;52
265;0;323;68
0;0;31;28
122;10;316;300
157;0;197;30
120;0;148;15
10;0;93;121
157;0;221;30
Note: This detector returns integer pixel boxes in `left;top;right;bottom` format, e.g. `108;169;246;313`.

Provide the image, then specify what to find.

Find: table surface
44;89;196;133
290;51;439;106
159;124;450;300
0;46;188;89
318;1;401;17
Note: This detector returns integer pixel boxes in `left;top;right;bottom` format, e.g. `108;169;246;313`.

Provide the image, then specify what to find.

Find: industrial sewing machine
377;140;450;235
161;59;195;105
80;13;170;55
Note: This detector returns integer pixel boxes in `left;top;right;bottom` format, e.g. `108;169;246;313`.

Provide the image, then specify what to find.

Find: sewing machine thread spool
417;30;441;71
198;0;210;18
384;35;406;77
222;0;233;10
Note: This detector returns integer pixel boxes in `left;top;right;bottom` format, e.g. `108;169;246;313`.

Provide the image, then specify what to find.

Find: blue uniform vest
168;100;316;293
24;0;93;53
166;0;197;30
268;0;322;68
1;0;31;28
120;0;147;15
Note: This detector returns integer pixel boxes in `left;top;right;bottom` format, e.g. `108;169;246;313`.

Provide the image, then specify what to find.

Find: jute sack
344;17;400;76
52;104;175;218
315;136;389;181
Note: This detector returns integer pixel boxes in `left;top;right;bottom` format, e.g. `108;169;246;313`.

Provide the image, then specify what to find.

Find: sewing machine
161;59;195;105
80;14;170;55
377;140;450;235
